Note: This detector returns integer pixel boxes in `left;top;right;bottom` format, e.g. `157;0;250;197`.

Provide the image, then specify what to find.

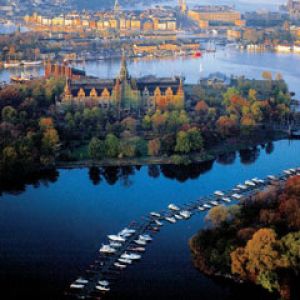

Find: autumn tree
148;138;161;156
205;205;229;227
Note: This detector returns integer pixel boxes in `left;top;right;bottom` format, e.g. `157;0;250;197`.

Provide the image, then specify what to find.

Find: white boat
179;210;191;219
139;234;152;241
4;61;20;68
165;216;176;223
98;280;109;287
129;246;145;252
252;178;264;184
70;283;85;289
114;262;127;269
96;285;110;292
198;206;205;211
155;220;163;226
237;184;248;190
22;60;42;66
283;170;292;175
210;201;219;206
150;212;161;218
289;168;296;173
118;258;132;264
214;191;224;196
174;214;183;220
134;239;146;246
108;235;126;242
232;188;240;192
99;244;116;254
222;197;231;203
168;204;180;211
203;204;212;209
245;180;256;187
232;193;242;200
119;228;135;236
75;278;89;284
110;241;122;248
121;252;141;260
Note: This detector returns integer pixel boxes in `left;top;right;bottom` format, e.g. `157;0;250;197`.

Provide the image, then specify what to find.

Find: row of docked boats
69;167;299;297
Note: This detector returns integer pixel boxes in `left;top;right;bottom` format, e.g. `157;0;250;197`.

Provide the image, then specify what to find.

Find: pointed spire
114;0;120;12
119;49;129;81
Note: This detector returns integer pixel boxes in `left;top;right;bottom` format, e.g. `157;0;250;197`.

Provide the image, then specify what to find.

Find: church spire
119;50;129;81
114;0;120;12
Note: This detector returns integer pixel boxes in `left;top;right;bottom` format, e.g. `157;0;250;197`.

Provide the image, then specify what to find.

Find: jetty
65;167;300;299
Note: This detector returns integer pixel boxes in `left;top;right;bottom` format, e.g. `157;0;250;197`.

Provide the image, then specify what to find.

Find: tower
114;0;120;13
119;50;129;81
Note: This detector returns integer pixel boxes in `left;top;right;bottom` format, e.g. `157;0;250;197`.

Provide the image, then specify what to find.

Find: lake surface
1;46;300;102
1;139;300;299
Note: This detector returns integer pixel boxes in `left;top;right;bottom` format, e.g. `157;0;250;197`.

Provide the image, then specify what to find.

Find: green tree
105;133;120;158
175;131;190;153
187;128;203;152
88;137;105;160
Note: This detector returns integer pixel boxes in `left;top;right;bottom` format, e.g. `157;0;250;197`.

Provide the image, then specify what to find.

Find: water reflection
1;143;275;195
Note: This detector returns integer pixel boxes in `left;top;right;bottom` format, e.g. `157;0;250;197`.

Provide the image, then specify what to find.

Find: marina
66;167;300;299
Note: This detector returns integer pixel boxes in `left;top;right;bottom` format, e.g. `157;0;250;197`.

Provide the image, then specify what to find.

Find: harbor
65;167;300;299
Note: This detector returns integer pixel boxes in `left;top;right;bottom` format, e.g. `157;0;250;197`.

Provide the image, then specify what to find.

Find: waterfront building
188;6;244;28
61;53;185;111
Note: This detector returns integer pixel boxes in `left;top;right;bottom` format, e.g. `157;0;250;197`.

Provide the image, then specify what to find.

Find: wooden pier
65;168;299;299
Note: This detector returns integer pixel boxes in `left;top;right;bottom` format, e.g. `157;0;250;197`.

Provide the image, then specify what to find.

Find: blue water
0;139;299;299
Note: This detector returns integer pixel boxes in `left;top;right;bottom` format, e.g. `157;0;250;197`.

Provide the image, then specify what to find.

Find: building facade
61;54;185;112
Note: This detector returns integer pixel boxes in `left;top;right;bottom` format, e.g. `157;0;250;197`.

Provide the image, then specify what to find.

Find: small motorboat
245;180;256;187
75;278;89;284
108;235;126;242
114;262;127;269
252;178;264;184
99;245;116;254
179;210;191;219
139;234;152;241
165;216;176;223
95;285;110;292
118;258;132;264
210;201;219;206
237;184;248;190
150;212;161;218
98;280;109;287
222;197;231;203
214;191;224;197
232;193;242;200
289;168;296;173
203;204;212;209
134;239;146;246
267;175;277;180
198;206;205;211
168;204;180;211
283;170;292;175
110;241;122;248
70;283;85;289
155;220;163;226
121;252;141;260
128;246;145;252
174;214;183;220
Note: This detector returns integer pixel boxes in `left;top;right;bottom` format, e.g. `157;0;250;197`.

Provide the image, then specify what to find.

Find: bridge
65;167;300;299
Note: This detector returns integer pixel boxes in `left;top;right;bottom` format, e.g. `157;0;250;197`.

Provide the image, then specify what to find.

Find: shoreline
56;131;288;169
